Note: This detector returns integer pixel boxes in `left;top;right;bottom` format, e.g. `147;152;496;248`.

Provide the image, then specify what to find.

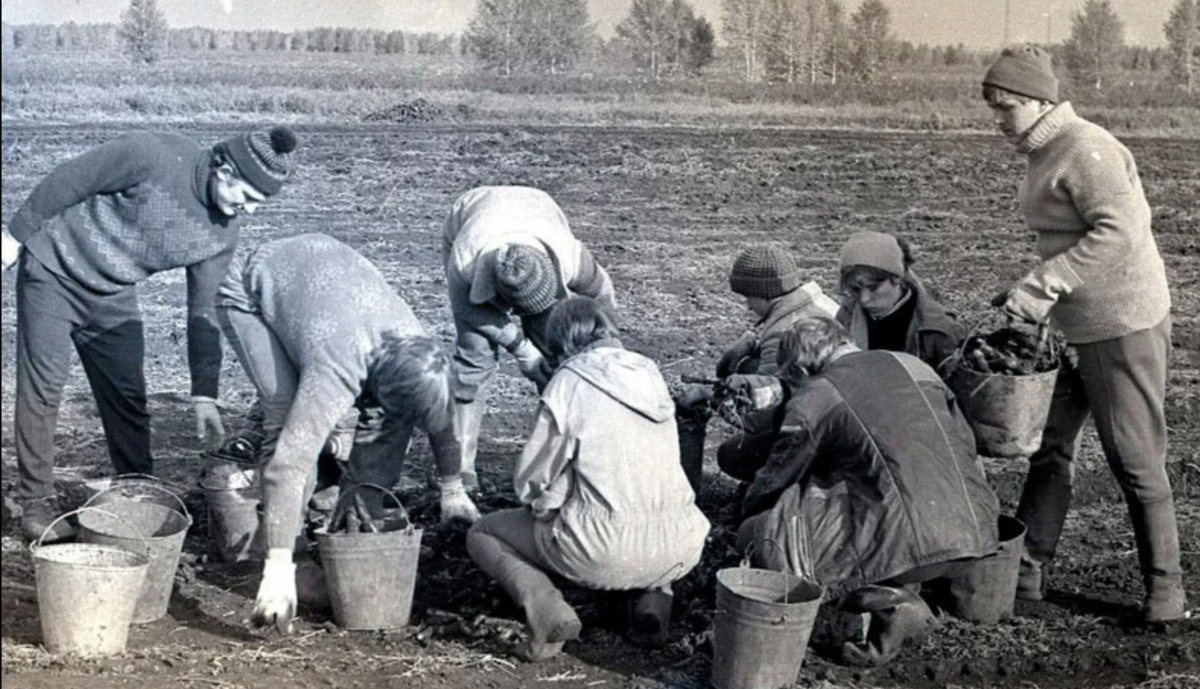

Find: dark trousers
1016;317;1181;589
15;254;151;500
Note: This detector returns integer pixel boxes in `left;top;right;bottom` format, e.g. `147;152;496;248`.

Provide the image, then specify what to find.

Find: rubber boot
453;400;485;490
626;589;672;649
466;526;581;662
1128;493;1186;623
840;585;935;667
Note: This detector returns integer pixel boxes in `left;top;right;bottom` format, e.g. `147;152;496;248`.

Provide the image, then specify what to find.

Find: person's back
528;345;709;589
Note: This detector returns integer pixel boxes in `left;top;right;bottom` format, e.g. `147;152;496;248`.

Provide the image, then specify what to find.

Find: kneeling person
467;298;709;661
739;316;1000;666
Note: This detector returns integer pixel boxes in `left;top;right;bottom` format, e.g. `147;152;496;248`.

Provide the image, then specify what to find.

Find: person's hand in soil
252;549;297;634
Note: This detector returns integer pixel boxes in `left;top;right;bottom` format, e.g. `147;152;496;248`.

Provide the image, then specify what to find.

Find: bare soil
2;122;1197;689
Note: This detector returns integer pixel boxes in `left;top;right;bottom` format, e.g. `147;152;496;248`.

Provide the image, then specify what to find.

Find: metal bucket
200;454;263;563
712;567;823;689
943;515;1027;624
31;512;149;656
315;484;421;630
77;499;191;624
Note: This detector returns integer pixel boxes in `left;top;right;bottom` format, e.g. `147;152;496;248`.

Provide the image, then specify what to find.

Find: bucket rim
31;541;152;570
84;478;190;521
77;500;193;539
716;566;823;604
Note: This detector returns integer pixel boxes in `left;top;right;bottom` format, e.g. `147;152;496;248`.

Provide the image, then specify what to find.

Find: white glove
193;396;226;451
439;475;481;526
511;339;552;389
1;229;21;272
252;548;297;633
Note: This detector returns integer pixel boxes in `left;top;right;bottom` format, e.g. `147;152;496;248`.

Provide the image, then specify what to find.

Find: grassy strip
3;51;1197;136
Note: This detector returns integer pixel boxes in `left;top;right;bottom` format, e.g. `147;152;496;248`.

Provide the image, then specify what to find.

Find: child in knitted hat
836;230;965;374
442;186;617;489
981;45;1186;623
676;243;840;489
1;125;298;544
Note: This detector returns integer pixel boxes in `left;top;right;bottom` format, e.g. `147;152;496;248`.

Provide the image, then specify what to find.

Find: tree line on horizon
2;0;1196;93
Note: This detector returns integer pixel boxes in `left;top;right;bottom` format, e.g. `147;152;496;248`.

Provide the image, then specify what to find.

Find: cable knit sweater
1013;102;1170;344
8;131;239;397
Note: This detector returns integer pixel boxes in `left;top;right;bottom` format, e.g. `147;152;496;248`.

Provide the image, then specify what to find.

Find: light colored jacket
515;343;710;590
443;186;615;349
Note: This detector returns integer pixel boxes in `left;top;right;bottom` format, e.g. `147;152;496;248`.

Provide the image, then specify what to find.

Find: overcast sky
0;0;1176;48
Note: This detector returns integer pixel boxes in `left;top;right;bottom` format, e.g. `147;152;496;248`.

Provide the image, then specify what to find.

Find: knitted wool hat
493;244;558;315
729;244;803;300
218;125;298;196
839;231;905;277
982;43;1059;103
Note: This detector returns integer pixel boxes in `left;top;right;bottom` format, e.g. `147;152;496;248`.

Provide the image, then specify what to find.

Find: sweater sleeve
743;402;819;518
566;243;616;310
9;133;156;242
185;249;235;399
1034;141;1144;295
260;371;359;550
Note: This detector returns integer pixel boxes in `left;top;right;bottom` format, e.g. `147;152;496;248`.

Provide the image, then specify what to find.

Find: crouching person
738;316;1000;666
215;234;480;633
467;298;710;661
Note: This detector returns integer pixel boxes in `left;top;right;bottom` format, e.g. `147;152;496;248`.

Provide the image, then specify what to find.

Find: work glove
251;548;297;634
193;396;226;451
1;229;20;272
716;331;759;379
511;339;553;390
439;475;480;526
718;374;784;430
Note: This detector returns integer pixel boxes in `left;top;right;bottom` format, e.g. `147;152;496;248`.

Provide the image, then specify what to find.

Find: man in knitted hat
442;186;616;489
836;230;965;374
677;243;840;487
1;125;298;542
982;45;1186;623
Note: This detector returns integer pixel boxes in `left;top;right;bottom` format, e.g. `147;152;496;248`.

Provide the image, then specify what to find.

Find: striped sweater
9;131;239;396
1014;102;1170;344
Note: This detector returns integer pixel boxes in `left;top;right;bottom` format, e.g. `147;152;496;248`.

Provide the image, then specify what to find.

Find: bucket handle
83;480;191;523
28;505;151;553
330;482;413;534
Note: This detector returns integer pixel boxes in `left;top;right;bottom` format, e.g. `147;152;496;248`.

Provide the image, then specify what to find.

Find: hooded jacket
837;274;966;375
744;350;999;598
515;343;710;590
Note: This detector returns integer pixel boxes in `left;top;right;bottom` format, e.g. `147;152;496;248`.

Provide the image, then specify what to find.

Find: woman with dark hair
836;231;965;374
215;233;479;633
467;297;709;661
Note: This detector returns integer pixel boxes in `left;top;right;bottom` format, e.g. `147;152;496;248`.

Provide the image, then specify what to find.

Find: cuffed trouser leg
1076;318;1181;596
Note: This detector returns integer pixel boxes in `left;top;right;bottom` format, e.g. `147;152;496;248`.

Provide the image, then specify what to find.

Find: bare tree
847;0;891;83
119;0;168;64
1064;0;1125;90
466;0;592;75
723;0;765;81
762;0;805;83
1164;0;1198;93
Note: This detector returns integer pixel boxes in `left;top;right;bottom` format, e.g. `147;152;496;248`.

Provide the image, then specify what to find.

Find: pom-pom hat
218;125;298;196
